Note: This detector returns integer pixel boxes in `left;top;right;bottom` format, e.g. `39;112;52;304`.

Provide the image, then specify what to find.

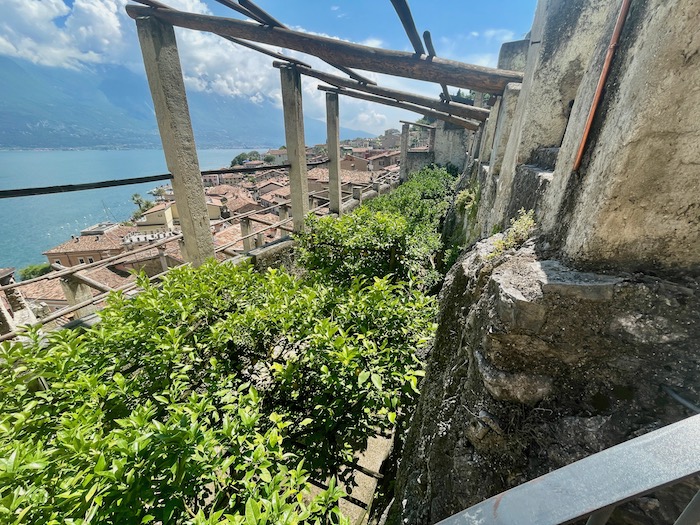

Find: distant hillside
0;57;373;149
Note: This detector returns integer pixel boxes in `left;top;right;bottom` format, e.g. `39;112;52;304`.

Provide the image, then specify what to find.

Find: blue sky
0;0;538;134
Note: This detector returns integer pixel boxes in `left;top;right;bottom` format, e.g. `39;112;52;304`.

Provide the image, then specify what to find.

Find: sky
0;0;538;136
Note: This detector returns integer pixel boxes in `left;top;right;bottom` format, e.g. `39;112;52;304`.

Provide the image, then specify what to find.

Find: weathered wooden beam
125;4;523;94
272;62;489;122
135;16;215;266
318;86;479;131
212;0;266;24
280;65;309;232
221;35;311;68
390;0;425;55
325;92;342;215
238;0;283;28
400;119;435;129
423;30;451;102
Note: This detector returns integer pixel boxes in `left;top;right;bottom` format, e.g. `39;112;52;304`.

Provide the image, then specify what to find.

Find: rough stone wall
433;121;468;171
390;239;700;524
403;151;435;178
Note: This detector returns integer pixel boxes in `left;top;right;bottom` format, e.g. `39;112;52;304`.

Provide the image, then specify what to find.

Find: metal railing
437;414;700;525
0;168;399;342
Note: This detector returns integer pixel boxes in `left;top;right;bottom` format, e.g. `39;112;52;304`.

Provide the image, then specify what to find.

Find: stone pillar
325;92;342;216
60;276;97;319
4;283;37;327
399;123;410;181
280;65;309;232
240;218;254;252
135;16;214;267
428;127;436;151
256;232;265;248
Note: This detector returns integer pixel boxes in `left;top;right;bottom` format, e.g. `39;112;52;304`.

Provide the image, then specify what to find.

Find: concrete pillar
497;39;529;72
489;83;522;174
256;232;265;248
240;218;254;252
157;246;169;273
280;65;309;232
399;123;410;181
135;17;214;267
60;276;97;319
428;127;436;151
352;185;363;204
325;92;342;215
4;283;37;327
0;300;14;335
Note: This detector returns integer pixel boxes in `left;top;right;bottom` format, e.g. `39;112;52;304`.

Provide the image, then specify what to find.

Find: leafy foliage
230;151;261;167
0;262;435;523
297;166;456;289
18;264;52;281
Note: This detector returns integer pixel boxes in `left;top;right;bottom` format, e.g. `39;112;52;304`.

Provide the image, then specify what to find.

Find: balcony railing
437;414;700;525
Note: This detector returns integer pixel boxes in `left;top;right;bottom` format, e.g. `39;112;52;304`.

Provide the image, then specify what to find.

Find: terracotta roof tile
43;225;136;255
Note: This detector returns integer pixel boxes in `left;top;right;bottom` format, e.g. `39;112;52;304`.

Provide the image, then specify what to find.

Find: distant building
340;154;370;171
136;202;176;234
264;148;288;164
43;223;135;267
368;150;401;171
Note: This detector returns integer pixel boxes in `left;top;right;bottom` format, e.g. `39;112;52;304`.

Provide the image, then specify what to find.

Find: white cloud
330;5;340;11
360;38;383;48
483;29;516;43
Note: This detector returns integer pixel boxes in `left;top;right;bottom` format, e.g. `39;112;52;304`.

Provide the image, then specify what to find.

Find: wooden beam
273;62;489;122
318;86;479;131
325;92;342;215
423;30;451;102
390;0;425;55
135;16;214;266
400;120;435;129
125;4;523;94
280;65;309;232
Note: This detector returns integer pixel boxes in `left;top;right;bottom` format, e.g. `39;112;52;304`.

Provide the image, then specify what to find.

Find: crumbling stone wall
390;239;699;524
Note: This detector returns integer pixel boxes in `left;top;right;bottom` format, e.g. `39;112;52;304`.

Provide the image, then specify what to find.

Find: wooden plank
272;62;489;122
319;86;479;131
423;30;451;102
400;119;435;129
125;4;523;94
390;0;425;55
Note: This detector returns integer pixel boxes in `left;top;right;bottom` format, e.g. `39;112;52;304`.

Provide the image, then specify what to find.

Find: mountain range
0;56;372;150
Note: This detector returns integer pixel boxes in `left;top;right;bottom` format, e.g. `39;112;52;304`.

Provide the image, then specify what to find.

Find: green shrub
0;262;436;523
18;263;52;281
297;166;456;289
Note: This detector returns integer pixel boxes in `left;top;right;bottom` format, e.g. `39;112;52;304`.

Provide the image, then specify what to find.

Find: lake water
0;148;247;271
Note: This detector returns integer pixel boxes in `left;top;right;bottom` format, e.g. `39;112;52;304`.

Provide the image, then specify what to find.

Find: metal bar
436;414;700;525
238;0;283;27
662;385;700;414
674;490;700;525
423;30;451;102
585;506;615;525
0;173;173;199
124;4;523;94
318;85;479;130
221;35;311;67
390;0;425;55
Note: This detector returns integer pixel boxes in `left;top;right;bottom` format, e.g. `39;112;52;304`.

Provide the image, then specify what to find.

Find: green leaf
245;497;261;525
357;371;370;386
370;373;383;391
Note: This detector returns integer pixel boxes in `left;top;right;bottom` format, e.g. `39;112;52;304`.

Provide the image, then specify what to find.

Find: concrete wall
551;0;700;272
488;0;621;231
